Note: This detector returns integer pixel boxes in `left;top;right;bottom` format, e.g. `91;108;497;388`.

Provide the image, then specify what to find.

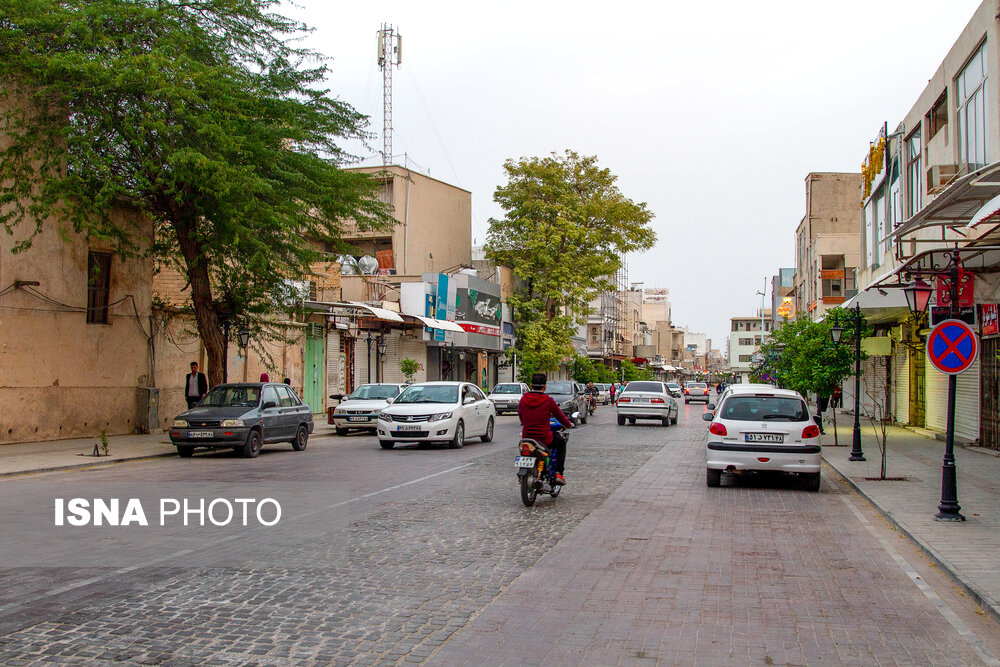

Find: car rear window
688;383;707;388
546;381;574;394
624;381;662;393
719;395;808;421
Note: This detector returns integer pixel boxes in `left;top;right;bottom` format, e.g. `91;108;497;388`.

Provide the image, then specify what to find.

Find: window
958;41;988;169
86;251;112;324
276;385;299;407
262;386;280;407
927;91;948;139
738;355;752;363
906;130;922;216
739;337;752;346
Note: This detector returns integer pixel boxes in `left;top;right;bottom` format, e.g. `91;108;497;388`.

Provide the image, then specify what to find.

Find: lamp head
903;278;933;317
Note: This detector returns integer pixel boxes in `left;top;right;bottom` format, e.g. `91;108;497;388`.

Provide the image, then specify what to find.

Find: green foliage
486;151;656;375
569;355;598;383
592;362;615;383
620;360;653;382
0;0;394;384
754;310;867;398
400;358;421;384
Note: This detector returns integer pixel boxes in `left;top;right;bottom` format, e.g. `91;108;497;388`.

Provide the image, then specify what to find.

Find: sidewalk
821;410;1000;624
0;420;338;477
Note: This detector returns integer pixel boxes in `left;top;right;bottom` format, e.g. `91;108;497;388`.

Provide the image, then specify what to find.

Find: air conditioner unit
926;164;960;194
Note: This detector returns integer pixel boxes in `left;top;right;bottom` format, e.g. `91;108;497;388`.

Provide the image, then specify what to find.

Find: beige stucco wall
0;207;155;444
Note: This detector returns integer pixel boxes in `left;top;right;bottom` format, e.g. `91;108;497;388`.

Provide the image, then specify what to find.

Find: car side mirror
463;396;476;405
263;400;278;410
706;403;716;411
329;393;344;402
702;412;714;421
385;397;394;404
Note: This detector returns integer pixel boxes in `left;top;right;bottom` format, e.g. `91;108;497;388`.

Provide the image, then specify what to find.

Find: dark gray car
545;380;587;424
169;382;314;458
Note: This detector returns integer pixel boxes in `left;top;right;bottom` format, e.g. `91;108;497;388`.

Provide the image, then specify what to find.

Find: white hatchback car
703;387;821;491
616;381;680;426
487;382;530;415
376;381;496;449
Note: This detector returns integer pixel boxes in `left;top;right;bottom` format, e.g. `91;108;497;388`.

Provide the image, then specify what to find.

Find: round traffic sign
926;319;979;375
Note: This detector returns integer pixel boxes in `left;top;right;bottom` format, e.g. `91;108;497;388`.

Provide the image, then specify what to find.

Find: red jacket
518;391;572;445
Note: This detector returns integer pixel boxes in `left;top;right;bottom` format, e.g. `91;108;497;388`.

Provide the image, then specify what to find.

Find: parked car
684;382;711;404
616;381;679;426
376;381;496;449
487;382;530;415
664;382;682;398
703;387;821;491
546;380;588;424
331;383;408;436
595;383;611;405
169;382;314;458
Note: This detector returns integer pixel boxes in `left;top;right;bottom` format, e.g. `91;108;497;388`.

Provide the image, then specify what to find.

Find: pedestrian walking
831;385;842;409
185;361;208;409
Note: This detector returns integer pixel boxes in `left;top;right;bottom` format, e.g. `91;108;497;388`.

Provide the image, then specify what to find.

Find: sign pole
936;372;964;521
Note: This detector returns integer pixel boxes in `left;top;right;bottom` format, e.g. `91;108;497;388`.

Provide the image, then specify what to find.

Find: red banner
458;323;500;337
982;304;999;336
936;269;974;309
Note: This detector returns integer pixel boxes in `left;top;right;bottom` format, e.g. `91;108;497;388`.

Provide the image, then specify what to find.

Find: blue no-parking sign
926;319;979;375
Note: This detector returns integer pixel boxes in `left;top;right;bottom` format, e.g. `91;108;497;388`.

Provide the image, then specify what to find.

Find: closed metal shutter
399;336;428;383
981;337;1000;450
355;337;373;385
894;341;909;425
326;331;343;395
924;359;979;443
381;334;403;383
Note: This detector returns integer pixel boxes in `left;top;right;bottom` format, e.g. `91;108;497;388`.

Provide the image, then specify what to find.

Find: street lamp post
365;332;374;383
376;337;387;383
830;305;865;461
237;328;250;381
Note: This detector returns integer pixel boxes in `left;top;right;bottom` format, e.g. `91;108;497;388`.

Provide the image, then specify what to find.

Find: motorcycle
587;393;597;415
515;415;577;507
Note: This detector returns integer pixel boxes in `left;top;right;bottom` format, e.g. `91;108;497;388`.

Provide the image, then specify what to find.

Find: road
1;403;998;665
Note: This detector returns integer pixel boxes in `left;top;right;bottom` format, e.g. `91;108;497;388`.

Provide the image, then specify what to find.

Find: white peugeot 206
703;386;822;492
376;381;496;450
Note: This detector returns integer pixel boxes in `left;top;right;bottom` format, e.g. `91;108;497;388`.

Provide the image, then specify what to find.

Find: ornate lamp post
237;328;250;381
831;305;865;461
376;337;387;382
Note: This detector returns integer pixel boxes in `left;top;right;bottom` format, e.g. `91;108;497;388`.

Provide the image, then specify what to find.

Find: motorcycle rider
518;372;574;486
585;381;599;410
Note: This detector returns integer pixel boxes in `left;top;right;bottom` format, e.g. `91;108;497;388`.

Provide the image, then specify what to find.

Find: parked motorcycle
515;415;577;507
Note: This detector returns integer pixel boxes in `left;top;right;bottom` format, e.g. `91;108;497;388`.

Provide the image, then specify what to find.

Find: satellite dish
358;256;379;275
338;255;360;275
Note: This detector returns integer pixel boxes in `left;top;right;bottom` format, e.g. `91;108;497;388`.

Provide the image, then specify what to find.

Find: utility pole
377;25;402;166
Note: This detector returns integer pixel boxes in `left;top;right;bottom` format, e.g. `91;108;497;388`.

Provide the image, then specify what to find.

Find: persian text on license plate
347;416;370;422
396;424;422;431
745;433;784;443
187;431;213;438
514;456;536;468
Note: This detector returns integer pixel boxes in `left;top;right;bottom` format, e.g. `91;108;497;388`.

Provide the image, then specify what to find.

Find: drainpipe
403;160;411;275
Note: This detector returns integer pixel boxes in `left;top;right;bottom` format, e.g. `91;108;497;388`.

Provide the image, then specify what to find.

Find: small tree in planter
400;358;422;384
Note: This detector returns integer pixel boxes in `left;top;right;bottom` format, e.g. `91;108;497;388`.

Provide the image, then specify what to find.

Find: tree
0;0;394;385
569;354;598;383
619;359;653;382
485;151;656;372
754;310;866;399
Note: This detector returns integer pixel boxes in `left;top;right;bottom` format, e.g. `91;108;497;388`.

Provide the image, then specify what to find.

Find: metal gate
982;337;1000;450
304;324;324;413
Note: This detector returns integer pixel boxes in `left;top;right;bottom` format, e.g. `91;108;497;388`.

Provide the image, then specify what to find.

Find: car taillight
651;398;665;404
520;443;533;456
709;422;727;436
802;425;820;439
618;397;631;403
685;388;690;394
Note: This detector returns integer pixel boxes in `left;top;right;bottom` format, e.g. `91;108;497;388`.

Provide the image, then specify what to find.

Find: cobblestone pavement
1;406;998;665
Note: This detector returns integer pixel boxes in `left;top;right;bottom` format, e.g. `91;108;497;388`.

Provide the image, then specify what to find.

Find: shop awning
402;314;465;333
309;300;405;323
839;285;912;325
888;161;1000;241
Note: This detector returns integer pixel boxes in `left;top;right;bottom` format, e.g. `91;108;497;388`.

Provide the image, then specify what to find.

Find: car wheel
291;425;308;451
242;430;262;458
804;472;821;492
379;440;395;450
617;415;625;426
706;468;722;487
335;427;348;437
177;445;194;458
671;415;678;425
661;417;669;427
450;421;465;449
684;399;690;404
481;417;494;443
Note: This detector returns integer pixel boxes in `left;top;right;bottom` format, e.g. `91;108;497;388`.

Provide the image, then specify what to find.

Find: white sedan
616;381;680;426
331;383;407;436
376;381;496;449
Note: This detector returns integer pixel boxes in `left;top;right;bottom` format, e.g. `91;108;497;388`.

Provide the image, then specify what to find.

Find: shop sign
982;304;999;336
930;306;977;327
776;297;796;319
455;287;501;337
861;124;888;200
936;269;974;309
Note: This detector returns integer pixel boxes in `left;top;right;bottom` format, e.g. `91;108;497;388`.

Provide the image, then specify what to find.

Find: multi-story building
793;173;863;322
848;0;1000;448
727;312;772;383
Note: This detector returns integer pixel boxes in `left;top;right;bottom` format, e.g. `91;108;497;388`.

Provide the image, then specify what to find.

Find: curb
0;451;178;479
823;456;1000;626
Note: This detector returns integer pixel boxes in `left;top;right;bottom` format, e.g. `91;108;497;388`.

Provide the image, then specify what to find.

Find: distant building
727;311;772;383
771;268;796;329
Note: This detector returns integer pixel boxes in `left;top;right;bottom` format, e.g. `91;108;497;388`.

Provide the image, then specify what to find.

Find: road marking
0;463;474;617
842;496;1000;666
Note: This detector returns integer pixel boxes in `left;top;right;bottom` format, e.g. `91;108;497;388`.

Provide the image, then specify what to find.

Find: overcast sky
284;0;984;348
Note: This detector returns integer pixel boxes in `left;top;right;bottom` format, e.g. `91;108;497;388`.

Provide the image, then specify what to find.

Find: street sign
926;319;979;375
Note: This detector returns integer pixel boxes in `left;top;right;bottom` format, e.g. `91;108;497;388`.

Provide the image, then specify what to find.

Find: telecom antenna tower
377;25;402;166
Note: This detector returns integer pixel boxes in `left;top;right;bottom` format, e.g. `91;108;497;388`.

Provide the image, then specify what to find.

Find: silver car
487;382;530;415
615;381;680;426
332;383;407;436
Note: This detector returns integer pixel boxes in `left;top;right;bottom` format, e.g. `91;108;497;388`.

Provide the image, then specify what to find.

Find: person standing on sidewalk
185;362;208;409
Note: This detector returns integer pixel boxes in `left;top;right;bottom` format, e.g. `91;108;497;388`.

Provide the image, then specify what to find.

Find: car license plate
396;424;421;431
631;398;649;403
745;433;784;443
187;431;213;438
514;456;536;468
347;416;370;422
